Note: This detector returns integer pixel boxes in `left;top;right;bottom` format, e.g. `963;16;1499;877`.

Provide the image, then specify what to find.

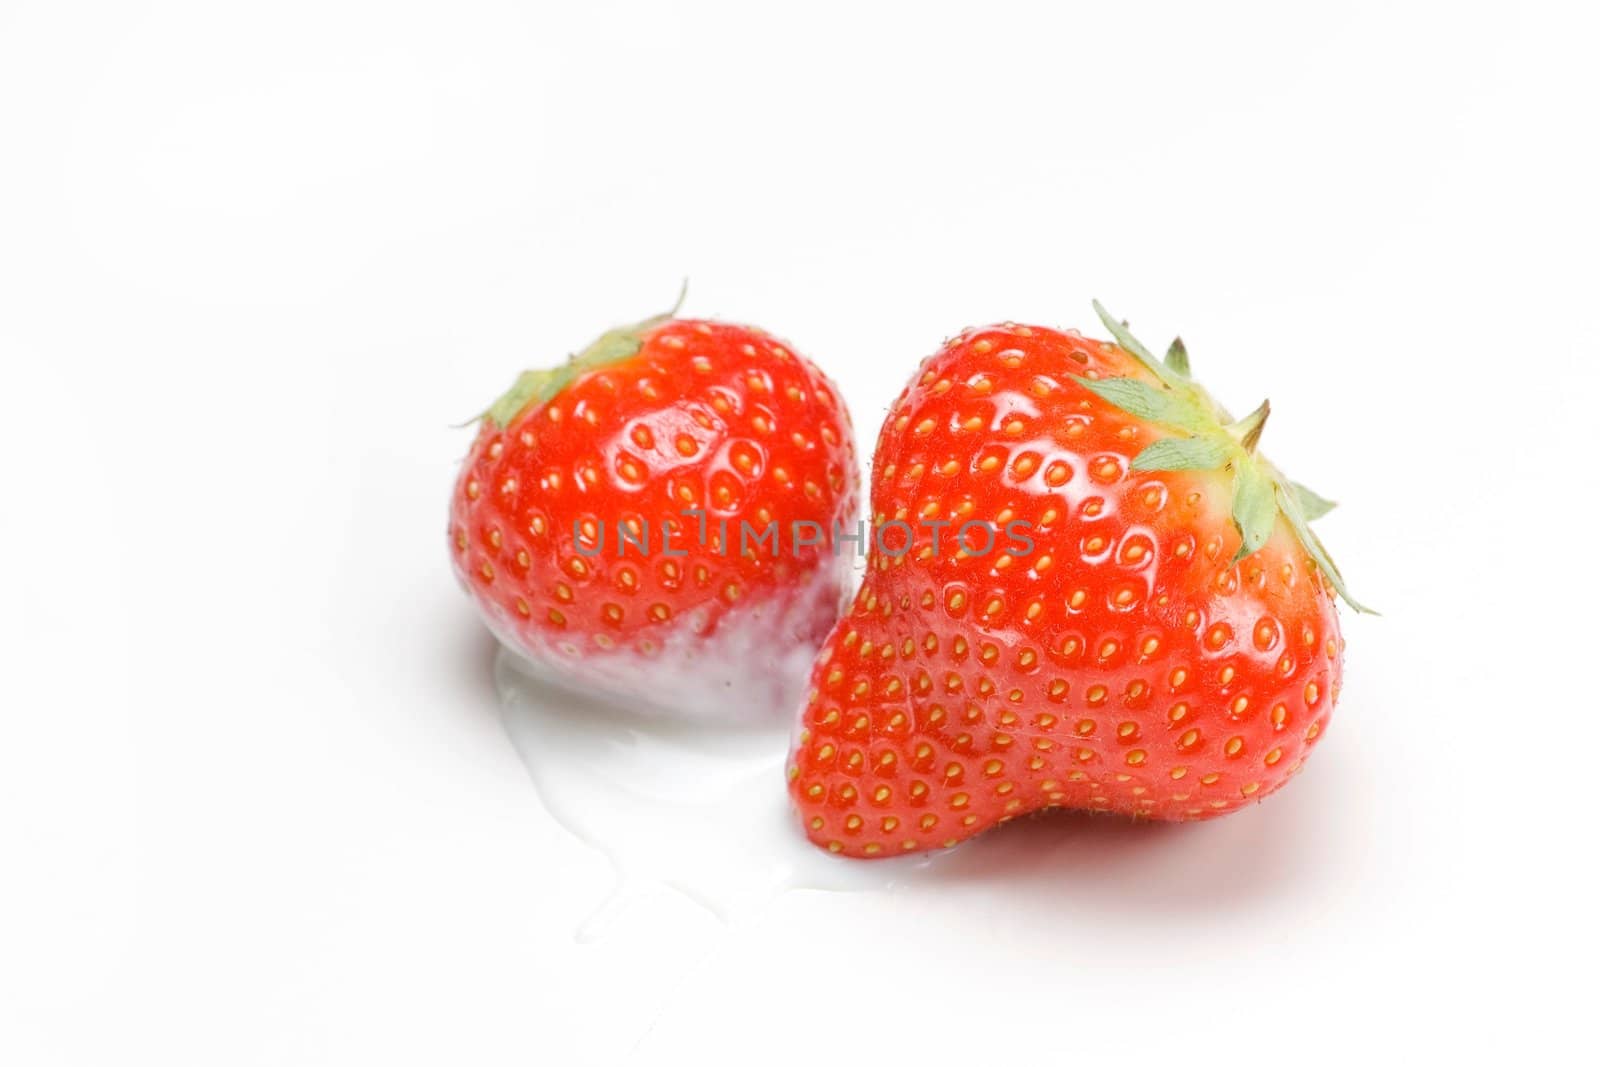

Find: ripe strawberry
787;303;1369;857
450;298;859;719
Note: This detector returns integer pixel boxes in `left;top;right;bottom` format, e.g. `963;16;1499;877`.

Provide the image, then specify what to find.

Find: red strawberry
450;298;859;719
787;303;1368;857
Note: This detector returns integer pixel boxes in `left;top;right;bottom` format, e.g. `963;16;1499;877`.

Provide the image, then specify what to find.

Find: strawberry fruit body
451;302;859;720
788;304;1366;857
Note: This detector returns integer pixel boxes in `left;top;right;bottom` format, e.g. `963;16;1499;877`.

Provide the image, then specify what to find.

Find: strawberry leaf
1164;337;1190;376
1092;300;1172;383
1230;462;1277;562
1291;480;1337;520
1071;375;1207;431
1130;435;1230;471
485;283;688;428
1090;301;1370;615
1276;484;1377;614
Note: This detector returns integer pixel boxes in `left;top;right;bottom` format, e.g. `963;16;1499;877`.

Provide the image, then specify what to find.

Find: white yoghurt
481;551;850;725
494;647;952;939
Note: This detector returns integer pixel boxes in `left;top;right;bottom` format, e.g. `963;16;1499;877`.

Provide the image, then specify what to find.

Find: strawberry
450;297;859;719
787;303;1369;857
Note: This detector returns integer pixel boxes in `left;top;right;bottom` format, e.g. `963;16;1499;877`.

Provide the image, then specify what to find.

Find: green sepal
483;283;688;428
1230;461;1277;563
1164;337;1190;376
1290;480;1337;521
1130;435;1231;471
1277;484;1377;614
1092;299;1171;382
1071;375;1206;431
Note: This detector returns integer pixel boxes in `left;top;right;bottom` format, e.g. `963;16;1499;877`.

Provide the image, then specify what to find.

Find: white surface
2;1;1597;1063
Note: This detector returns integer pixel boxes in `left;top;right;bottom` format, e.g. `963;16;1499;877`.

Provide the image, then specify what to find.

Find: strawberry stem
1231;399;1271;453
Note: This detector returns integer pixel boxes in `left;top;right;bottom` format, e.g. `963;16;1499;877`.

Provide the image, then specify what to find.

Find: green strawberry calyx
1076;300;1373;614
483;283;687;428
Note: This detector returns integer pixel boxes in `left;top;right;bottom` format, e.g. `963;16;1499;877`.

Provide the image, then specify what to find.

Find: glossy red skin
787;324;1342;858
450;319;858;671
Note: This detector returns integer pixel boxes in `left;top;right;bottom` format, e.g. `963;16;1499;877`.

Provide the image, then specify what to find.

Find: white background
3;1;1597;1063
